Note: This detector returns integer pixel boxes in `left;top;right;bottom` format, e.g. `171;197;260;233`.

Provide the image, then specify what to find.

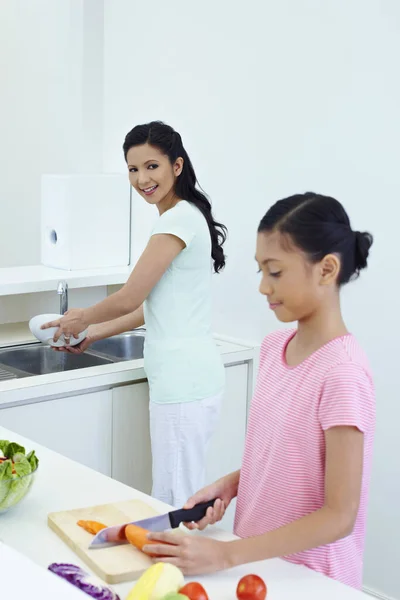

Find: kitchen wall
0;0;104;268
102;1;399;598
0;288;108;328
0;0;107;322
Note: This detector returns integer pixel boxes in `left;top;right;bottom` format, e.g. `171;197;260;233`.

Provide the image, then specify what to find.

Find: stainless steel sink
90;331;145;361
0;344;113;377
0;330;145;380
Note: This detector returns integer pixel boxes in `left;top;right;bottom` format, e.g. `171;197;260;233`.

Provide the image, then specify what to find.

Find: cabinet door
111;382;152;495
205;362;249;532
0;390;112;476
111;364;249;530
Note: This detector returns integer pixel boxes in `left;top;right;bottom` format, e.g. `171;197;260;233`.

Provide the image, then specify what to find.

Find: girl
144;192;376;591
42;121;227;508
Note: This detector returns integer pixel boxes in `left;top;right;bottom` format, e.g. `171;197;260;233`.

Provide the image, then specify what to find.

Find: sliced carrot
77;520;107;535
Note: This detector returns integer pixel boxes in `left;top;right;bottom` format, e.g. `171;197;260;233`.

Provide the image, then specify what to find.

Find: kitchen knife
89;499;217;548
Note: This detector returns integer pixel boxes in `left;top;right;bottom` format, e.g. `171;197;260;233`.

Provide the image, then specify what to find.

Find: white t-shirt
143;200;225;403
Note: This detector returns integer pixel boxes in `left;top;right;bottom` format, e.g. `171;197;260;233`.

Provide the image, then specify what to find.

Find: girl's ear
174;157;184;177
320;253;341;285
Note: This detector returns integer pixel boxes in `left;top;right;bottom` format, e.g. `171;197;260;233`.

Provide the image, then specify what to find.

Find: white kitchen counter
0;542;87;599
0;426;370;599
0;264;130;296
0;336;257;407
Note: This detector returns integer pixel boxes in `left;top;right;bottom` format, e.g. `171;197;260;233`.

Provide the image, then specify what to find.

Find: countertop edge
0;339;259;408
0;264;130;296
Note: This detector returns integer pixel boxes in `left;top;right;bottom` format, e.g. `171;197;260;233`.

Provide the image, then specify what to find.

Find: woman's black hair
258;192;373;285
123;120;227;273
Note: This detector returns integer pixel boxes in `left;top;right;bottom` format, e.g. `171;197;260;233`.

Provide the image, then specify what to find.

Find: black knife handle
169;499;218;528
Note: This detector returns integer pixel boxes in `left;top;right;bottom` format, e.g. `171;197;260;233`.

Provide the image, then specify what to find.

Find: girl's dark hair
123;121;227;273
258;192;373;285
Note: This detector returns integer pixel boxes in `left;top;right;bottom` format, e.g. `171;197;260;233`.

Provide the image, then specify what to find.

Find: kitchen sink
0;345;113;377
90;331;145;361
0;330;145;380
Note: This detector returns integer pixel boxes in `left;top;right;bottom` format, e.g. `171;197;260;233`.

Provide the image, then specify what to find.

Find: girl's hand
41;308;88;344
183;473;239;531
144;533;230;575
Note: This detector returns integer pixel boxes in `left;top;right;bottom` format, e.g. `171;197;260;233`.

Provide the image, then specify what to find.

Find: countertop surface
0;425;370;599
0;542;87;599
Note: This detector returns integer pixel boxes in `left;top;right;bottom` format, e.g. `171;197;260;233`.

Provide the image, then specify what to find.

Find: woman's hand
41;308;88;344
52;325;97;354
144;533;231;575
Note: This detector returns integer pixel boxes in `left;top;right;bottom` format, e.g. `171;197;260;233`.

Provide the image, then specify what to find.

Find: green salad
0;440;39;510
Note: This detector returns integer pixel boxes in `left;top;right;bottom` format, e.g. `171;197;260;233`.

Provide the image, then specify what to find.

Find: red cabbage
48;563;120;600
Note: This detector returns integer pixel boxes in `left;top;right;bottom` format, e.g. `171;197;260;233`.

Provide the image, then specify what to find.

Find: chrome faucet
57;280;68;314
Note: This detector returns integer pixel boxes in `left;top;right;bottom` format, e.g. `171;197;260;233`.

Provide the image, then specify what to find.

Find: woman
43;121;227;508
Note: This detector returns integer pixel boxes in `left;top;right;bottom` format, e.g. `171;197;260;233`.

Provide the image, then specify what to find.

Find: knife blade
89;499;217;548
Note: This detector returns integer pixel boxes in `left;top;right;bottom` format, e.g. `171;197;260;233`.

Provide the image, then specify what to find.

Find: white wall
0;1;108;324
102;1;399;598
0;287;109;327
0;0;104;268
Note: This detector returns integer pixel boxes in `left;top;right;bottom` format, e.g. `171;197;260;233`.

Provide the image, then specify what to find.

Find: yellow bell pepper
127;563;184;600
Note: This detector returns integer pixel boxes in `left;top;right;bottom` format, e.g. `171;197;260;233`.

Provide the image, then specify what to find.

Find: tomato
236;574;267;600
179;582;209;600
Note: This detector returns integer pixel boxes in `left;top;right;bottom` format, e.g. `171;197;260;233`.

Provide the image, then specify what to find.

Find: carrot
125;523;174;557
125;524;155;552
77;520;107;535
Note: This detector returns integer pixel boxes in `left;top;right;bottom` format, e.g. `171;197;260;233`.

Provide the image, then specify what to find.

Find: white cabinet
111;381;152;495
205;362;249;532
205;362;248;482
0;390;113;476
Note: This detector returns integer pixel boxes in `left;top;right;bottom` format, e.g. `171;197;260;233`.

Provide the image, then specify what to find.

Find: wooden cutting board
48;498;179;584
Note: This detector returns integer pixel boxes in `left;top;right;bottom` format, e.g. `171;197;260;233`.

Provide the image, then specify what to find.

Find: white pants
149;392;223;508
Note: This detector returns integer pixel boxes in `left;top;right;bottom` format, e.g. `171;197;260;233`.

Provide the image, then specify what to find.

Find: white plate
29;313;88;348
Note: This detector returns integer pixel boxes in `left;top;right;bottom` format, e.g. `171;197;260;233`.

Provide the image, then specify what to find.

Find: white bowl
29;313;88;348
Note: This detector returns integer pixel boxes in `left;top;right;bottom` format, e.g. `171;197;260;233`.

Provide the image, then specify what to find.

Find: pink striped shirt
234;329;375;589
